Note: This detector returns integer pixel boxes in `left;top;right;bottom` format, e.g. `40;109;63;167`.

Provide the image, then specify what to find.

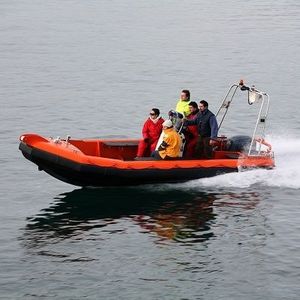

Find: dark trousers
151;150;162;160
151;151;178;160
195;136;212;158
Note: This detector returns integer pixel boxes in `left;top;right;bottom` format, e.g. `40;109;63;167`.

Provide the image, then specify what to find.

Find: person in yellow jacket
151;120;182;160
175;89;191;117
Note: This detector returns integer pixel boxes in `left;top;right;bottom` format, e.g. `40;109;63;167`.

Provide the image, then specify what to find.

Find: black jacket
185;109;218;138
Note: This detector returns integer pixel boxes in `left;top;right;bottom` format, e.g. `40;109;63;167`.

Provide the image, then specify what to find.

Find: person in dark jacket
136;108;164;157
184;100;218;158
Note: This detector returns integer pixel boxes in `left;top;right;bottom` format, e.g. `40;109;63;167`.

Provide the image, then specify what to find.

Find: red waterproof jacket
142;117;164;141
184;111;199;157
186;111;199;139
137;117;164;157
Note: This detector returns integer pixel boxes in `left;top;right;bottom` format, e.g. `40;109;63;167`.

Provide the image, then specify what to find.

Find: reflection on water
22;187;262;249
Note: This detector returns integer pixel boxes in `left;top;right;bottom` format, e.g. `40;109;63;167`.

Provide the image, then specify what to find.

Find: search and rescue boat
19;81;275;187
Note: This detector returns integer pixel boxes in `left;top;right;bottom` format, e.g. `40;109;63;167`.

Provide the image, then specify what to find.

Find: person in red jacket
136;108;164;157
184;101;199;158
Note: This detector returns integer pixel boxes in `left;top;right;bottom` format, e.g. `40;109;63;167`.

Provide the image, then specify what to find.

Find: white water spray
181;135;300;190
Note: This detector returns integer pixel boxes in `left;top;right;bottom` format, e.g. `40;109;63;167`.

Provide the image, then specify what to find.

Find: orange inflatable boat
19;81;275;187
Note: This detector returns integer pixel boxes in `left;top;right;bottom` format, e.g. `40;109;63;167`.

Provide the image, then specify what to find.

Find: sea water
1;1;299;299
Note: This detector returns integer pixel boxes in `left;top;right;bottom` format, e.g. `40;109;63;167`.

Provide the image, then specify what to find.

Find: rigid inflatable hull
19;142;237;187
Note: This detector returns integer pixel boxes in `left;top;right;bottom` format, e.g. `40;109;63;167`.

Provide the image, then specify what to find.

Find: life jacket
159;128;182;158
175;100;191;117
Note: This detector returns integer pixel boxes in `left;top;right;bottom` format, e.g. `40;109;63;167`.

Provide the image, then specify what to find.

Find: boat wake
175;135;300;190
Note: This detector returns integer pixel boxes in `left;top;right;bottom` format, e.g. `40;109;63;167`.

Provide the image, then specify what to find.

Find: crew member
151;119;182;160
184;100;218;158
136;108;164;157
175;89;191;117
184;101;199;158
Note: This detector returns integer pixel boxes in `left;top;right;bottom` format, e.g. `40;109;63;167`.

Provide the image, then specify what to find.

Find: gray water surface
1;1;300;299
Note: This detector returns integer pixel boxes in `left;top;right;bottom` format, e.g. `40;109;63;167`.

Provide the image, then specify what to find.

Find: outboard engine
227;135;252;152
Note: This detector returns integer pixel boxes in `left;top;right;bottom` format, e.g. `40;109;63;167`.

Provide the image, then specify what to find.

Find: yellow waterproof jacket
158;128;182;158
175;100;191;117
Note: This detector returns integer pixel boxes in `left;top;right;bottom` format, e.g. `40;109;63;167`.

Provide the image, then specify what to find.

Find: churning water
1;1;300;299
183;136;300;190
